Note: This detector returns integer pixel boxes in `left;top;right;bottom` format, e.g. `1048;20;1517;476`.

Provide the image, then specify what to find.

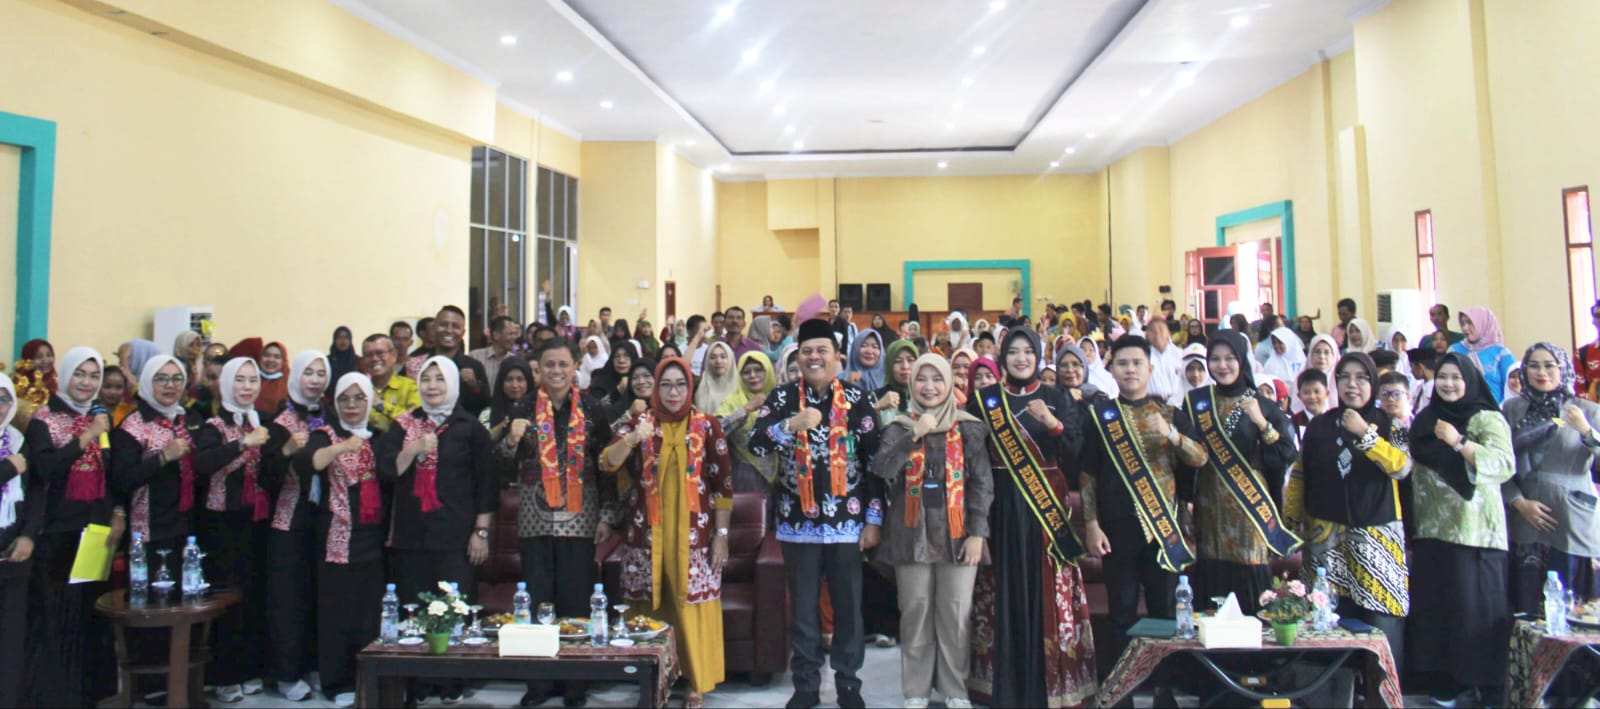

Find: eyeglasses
152;375;186;386
336;394;370;406
1379;390;1408;401
657;381;690;392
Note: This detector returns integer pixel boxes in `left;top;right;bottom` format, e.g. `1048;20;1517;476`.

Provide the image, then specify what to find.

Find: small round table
95;588;241;708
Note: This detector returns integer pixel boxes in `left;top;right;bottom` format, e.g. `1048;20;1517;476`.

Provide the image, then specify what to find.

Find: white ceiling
338;0;1384;179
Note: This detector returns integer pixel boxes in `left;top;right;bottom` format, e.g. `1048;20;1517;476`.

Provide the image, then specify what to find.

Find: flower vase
1271;621;1300;647
425;631;451;655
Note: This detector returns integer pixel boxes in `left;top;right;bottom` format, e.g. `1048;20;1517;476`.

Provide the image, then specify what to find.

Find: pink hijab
1460;306;1504;351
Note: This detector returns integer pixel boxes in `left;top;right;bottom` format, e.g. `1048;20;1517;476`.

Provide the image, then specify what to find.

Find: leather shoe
837;686;866;709
785;690;820;709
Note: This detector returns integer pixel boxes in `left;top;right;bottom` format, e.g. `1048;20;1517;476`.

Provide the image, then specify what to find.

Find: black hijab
1301;353;1395;485
1207;330;1256;398
1411;351;1501;499
589;344;635;402
489;356;534;427
999;326;1045;388
328;326;360;384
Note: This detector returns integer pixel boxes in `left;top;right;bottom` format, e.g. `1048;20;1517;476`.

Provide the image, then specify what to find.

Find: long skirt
196;510;266;687
1407;538;1510;688
25;530;115;707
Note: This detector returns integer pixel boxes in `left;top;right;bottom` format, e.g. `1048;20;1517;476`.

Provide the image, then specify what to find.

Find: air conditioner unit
153;306;214;354
1375;289;1425;344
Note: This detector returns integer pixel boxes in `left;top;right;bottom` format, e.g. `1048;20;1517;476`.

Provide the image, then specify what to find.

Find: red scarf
636;411;711;526
159;417;197;512
904;426;966;538
795;380;850;516
326;428;381;525
39;411;106;502
535;388;587;513
399;416;443;513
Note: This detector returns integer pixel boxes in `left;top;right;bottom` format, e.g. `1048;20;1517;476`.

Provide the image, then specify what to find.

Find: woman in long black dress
966;326;1096;707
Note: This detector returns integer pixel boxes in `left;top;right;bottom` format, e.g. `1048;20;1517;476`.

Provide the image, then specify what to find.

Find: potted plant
416;581;470;654
1257;576;1329;646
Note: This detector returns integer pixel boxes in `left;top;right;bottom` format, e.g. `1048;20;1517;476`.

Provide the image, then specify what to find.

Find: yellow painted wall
4;0;473;357
715;180;820;310
537;123;582;179
1109;147;1173;308
576;142;657;324
1167;61;1336;318
655;147;718;319
1482;0;1600;350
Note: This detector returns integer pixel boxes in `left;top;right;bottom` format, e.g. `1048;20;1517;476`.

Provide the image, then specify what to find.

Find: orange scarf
535;387;587;513
904;426;966;537
636;412;711;526
795;380;850;516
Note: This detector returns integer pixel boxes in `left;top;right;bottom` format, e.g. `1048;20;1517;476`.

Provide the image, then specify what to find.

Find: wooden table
356;630;680;708
1505;619;1600;707
1097;626;1403;708
95;588;241;708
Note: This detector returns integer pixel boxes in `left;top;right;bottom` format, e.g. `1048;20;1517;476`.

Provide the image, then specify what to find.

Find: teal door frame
1215;200;1295;317
903;259;1030;316
0;111;56;358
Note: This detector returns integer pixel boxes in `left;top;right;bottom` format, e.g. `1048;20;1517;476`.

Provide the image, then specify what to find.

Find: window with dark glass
469;146;528;349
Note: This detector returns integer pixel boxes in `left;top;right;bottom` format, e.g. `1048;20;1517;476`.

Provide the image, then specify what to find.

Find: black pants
0;566;31;707
318;560;384;698
196;510;266;687
1101;516;1177;661
781;542;865;695
26;530;115;707
519;536;595;700
266;526;317;684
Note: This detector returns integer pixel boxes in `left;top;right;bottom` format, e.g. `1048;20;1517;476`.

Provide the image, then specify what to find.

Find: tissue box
498;624;559;657
1196;615;1262;649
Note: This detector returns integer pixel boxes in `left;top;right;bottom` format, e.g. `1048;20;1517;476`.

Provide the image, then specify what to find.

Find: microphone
89;403;112;450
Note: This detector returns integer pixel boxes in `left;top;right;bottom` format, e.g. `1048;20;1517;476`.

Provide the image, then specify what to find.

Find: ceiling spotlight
961;75;975;87
556;71;574;82
792;140;804;150
1064;147;1077;154
715;3;735;20
937;161;949;169
784;124;795;134
1139;87;1152;97
1085;132;1097;139
952;103;964;111
1177;70;1197;87
600;100;614;109
989;0;1006;11
1107;114;1119;121
773;104;787;116
944;122;956;130
500;34;517;46
742;48;760;64
1231;15;1250;28
972;45;987;56
1049;160;1060;168
760;79;775;92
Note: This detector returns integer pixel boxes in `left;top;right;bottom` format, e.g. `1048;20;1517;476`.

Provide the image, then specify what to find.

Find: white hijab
288;350;331;410
1345;318;1378;354
1261;327;1307;383
137;355;188;422
56;346;105;416
694;341;740;413
334;373;375;440
0;373;23;529
946;312;974;351
218;358;262;429
1078;337;1119;395
579;335;610;374
417;356;461;424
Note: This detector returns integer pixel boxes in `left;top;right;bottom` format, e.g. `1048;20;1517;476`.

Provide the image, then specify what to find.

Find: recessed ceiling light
684;139;697;147
1108;114;1119;122
944;122;956;130
600;100;614;109
937;161;949;169
1050;160;1060;168
1139;87;1152;97
784;124;796;134
1064;147;1077;154
962;75;975;87
760;79;775;92
792;140;804;150
715;3;736;20
1231;15;1250;28
556;71;574;82
972;46;987;56
773;105;787;116
1086;132;1097;139
989;0;1006;11
742;48;760;64
500;34;517;46
1177;70;1197;87
952;103;964;111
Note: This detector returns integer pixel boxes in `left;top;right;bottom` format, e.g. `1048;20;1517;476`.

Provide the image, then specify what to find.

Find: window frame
1415;210;1437;306
469;147;528;347
1563;186;1596;351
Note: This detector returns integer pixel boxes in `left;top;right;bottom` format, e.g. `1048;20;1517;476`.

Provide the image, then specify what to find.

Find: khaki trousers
894;563;978;700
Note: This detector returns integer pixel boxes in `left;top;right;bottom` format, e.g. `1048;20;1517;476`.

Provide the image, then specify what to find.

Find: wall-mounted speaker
865;283;892;312
837;284;864;312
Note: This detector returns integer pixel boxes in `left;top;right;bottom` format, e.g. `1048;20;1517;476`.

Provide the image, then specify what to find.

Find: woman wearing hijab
1343;318;1378;355
1076;337;1120;395
605;359;658;434
21;339;58;393
110;356;198;604
376;356;496;704
189;357;276;701
946;312;974;352
172;331;204;381
589;342;637;409
578;335;610;389
714;352;776;493
1406;352;1515;705
1504;343;1600;609
100;365;133;427
118;340;161;393
1283;352;1412;666
255;342;291;413
1184;318;1208;349
260;351;330;701
297;372;386;707
602;358;734;709
1306;334;1340;375
845;329;887;394
967;356;1000;394
949;348;978;408
1261;327;1307;385
1055;344;1107;406
874;339;919;422
635;320;662;359
484;356;535;434
1177;332;1299;614
774;343;800;387
1380;327;1414;380
870;354;993;709
327;327;360;385
965;327;1095;708
0;371;43;707
693;342;739;415
23;348;120;706
1447;306;1518;403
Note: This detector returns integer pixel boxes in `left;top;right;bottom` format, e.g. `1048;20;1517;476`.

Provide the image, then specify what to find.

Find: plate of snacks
482;612;516;636
1572;600;1600;629
559;618;591;639
625;616;668;640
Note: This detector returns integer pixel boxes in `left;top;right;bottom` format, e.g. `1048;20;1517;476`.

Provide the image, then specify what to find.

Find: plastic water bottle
1312;567;1334;631
1545;571;1569;635
128;533;148;606
513;582;532;625
449;582;464;642
590;583;609;646
380;584;399;646
1175;575;1195;639
181;536;202;600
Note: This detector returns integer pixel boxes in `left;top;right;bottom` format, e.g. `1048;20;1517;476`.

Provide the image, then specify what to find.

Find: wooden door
948;283;983;313
1191;246;1240;331
664;281;677;319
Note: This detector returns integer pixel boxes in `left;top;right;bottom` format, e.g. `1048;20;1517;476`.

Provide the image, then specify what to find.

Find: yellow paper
69;524;113;584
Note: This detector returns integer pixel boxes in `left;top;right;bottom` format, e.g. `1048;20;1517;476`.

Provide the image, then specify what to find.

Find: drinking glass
537;602;556;626
469;605;485;638
613;603;631;637
403;604;421;636
152;550;174;598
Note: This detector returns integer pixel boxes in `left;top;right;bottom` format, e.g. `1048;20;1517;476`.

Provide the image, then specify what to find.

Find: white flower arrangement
416;580;470;634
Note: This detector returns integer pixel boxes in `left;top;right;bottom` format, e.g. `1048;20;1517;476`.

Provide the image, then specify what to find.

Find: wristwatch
715;528;729;537
474;528;490;540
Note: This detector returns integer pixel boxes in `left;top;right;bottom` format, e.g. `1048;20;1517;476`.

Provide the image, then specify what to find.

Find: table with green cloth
356;631;679;708
1097;626;1403;708
1505;620;1600;708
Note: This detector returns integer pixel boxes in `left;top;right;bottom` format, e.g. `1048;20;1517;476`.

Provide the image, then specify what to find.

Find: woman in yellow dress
602;358;733;709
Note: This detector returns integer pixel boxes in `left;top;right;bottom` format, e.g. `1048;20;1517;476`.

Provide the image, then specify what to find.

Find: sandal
684;691;704;709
